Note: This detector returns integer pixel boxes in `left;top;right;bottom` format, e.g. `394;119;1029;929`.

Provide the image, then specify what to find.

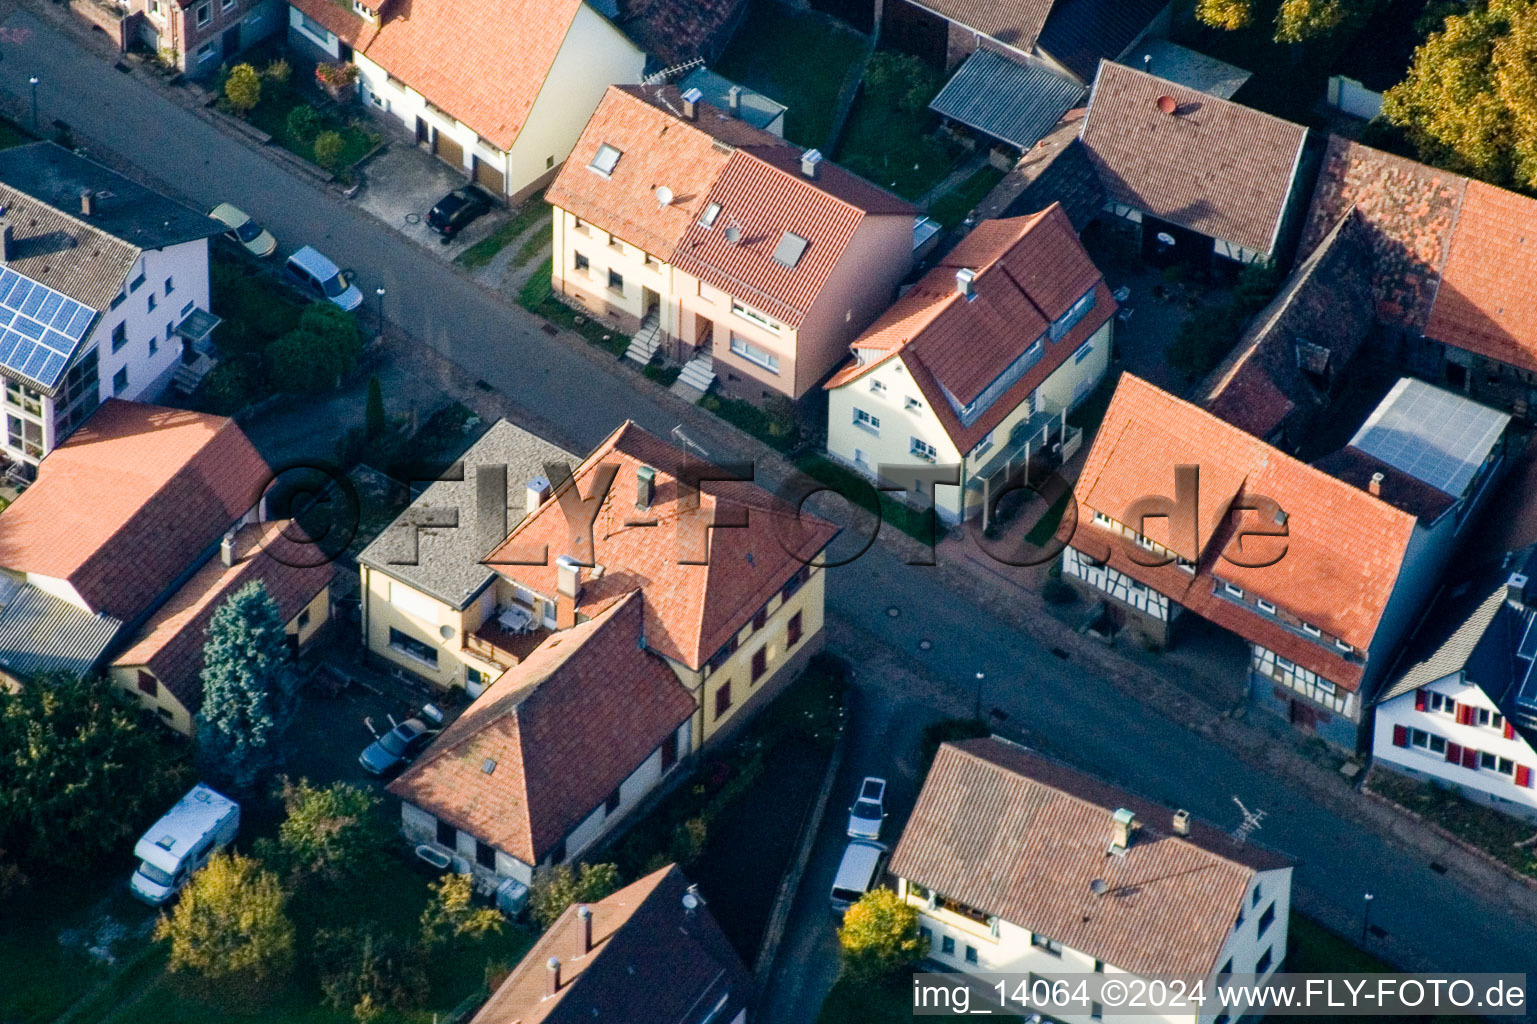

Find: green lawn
834;95;963;201
698;392;799;452
0;116;33;150
0;879;145;1024
517;257;629;357
929;165;1006;227
1023;490;1073;546
715;1;870;149
793;454;940;544
455;193;550;271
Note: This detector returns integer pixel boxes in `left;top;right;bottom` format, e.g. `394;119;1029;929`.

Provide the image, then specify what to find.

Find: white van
283;245;363;311
129;784;240;905
830;838;887;914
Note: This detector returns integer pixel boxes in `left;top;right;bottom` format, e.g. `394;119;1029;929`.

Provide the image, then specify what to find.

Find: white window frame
1224;582;1244;598
730;299;781;334
1301;622;1321;637
869;379;886;394
729;334;780;374
1074;341;1095;363
1335;639;1355;653
195;1;211;25
1257;598;1276;614
852;408;880;434
910;436;937;462
588;143;622;177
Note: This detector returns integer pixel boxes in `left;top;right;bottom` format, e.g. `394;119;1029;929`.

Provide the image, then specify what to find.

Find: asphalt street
9;12;1537;1021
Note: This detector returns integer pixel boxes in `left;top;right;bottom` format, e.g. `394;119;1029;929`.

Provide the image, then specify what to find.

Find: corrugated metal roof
930;50;1085;151
0;576;122;679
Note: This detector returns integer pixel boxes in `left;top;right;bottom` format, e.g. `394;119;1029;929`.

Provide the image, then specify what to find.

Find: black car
427;186;493;239
359;717;438;776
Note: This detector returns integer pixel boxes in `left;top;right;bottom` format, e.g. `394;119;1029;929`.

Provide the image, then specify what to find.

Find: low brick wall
69;0;131;50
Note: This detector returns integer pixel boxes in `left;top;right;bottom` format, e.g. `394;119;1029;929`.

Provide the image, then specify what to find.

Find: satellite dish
682;892;700;910
655;185;674;207
724;225;742;244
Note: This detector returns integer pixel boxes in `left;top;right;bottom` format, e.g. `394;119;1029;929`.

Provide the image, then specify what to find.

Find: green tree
198;357;263;416
195;580;299;793
862;51;940;114
156;852;296;1001
1196;0;1253;30
528;862;621;929
265;305;360;394
364;376;386;439
1274;0;1349;42
266;778;386;889
837;888;928;984
223;64;262;116
419;873;506;948
314;130;346;173
313;925;428;1017
0;673;189;878
1383;0;1537;189
285;105;322;145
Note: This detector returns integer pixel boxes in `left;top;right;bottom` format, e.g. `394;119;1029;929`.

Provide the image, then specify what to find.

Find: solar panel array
1349;379;1508;497
0;268;96;392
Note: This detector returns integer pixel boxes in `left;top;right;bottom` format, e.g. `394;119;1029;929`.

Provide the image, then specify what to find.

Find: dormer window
589;143;622;177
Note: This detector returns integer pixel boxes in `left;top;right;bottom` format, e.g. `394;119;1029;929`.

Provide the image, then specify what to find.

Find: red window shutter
1462;747;1479;769
1415;689;1427;712
1505;721;1516;740
1446;742;1461;764
1455;704;1469;725
1392;724;1409;748
1517;765;1533;788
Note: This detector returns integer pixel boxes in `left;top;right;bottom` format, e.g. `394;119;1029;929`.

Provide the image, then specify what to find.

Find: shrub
314;130;347;173
419;873;505;948
198;357;264;415
156;852;295;1001
837;888;928;983
863;51;941;114
266;304;361;393
263;58;292;85
268;778;387;889
223;64;261;116
365;376;386;439
529;862;621;929
313;925;428;1017
285;105;322;145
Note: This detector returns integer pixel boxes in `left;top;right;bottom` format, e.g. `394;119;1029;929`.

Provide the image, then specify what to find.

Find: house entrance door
1289;698;1317;731
415;117;429;147
693;313;714;352
221;25;240;61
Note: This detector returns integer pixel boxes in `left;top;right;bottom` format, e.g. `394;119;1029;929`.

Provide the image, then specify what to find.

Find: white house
1373;553;1537;820
0;143;223;477
823;205;1114;526
387;592;696;893
287;0;644;200
892;738;1293;1024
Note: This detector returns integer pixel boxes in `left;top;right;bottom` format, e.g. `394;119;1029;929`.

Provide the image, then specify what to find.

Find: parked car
427;185;493;239
208;202;277;258
359;717;438;776
284;245;363;311
830;839;887;915
129;784;239;905
846;776;887;840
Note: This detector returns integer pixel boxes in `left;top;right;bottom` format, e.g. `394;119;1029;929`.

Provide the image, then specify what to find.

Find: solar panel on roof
0;271;97;391
1349;379;1509;497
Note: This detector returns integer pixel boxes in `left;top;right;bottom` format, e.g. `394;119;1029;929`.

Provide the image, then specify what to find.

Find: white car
284;245;363;312
208;202;277;258
846;776;887;840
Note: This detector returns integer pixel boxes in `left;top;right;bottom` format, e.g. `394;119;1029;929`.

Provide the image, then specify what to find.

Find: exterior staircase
624;311;663;366
670;351;716;403
170;352;217;395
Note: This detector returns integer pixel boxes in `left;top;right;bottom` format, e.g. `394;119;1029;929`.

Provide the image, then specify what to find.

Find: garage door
473;156;505;195
433;132;465;171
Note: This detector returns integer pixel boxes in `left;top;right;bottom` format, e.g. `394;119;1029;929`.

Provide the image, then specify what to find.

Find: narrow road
7;12;1537;1022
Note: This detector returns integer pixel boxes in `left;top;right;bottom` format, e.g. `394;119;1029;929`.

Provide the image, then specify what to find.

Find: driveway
8;10;1537;1018
352;136;510;259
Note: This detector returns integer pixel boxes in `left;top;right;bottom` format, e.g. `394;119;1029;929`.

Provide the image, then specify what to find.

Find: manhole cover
918;639;932;651
886;606;900;618
404;213;422;225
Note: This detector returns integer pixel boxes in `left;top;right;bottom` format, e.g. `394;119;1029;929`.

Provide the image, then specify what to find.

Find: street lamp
374;286;386;337
28;77;38;131
973;671;985;722
1360;892;1374;943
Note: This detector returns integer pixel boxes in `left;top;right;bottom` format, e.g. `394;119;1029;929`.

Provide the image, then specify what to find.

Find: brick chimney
1108;807;1138;856
1369;471;1384;497
555;554;581;630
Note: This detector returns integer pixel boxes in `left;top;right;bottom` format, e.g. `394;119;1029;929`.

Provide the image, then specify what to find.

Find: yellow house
547;85;917;402
824;206;1115;527
286;0;644;201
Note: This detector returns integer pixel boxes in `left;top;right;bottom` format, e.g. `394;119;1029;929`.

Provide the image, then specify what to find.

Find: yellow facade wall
360;567;505;692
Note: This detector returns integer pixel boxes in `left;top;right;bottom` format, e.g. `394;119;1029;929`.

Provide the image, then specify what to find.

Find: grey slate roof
1037;0;1168;83
930;50;1085;151
0;143;224;257
0;576;122;679
357;419;576;610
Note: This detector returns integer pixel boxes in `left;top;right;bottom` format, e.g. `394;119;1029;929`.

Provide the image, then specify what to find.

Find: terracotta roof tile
111;522;332;713
891;738;1290;977
287;0;379;50
387;592;695;863
1425;180;1537;374
1081;62;1307;256
1069;374;1418;680
471;865;750;1024
484;422;836;670
916;0;1054;51
0;400;269;622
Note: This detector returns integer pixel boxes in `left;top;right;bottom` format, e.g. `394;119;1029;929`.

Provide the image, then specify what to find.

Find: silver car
846;776;887;840
209;202;277;258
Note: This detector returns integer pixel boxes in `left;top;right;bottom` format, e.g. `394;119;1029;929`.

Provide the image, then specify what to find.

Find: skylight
699;202;722;228
772;231;808;269
589;144;622;177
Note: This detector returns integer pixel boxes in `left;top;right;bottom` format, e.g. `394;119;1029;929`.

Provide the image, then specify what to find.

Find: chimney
80;190;95;217
1143;53;1152;74
526;474;551;513
219;530;237;568
800;148;822;179
1508;572;1529;609
575;904;592;956
1108;807;1138;856
545;957;561;998
727;85;742;118
1369;471;1384;497
636;465;656;509
681;87;702;121
1172;809;1191;837
955;267;976;299
555;554;581;630
0;224;12;264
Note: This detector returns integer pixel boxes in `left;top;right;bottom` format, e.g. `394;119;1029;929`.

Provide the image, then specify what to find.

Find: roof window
589;144;622;177
772;230;808;268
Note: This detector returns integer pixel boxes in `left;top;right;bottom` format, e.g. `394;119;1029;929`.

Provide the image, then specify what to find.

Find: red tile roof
388;592;694;864
1425;180;1537;374
484;421;836;670
111;522;332;713
1080;62;1307;256
0;400;269;622
917;0;1054;51
825;206;1115;452
287;0;379;50
470;865;750;1024
1070;374;1420;688
891;738;1290;977
552;86;916;328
